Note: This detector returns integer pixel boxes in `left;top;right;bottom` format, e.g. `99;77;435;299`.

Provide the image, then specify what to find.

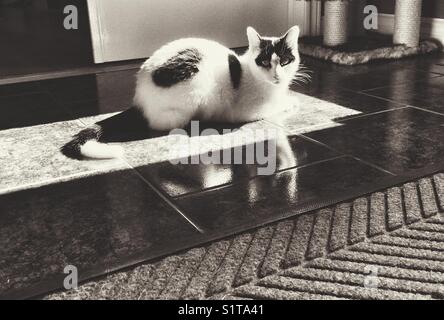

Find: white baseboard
377;13;444;47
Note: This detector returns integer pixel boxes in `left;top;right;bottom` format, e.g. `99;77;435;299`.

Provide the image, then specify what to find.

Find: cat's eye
280;57;293;66
261;60;270;67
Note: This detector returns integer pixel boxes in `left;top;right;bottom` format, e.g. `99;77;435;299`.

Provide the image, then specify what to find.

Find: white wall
88;0;289;63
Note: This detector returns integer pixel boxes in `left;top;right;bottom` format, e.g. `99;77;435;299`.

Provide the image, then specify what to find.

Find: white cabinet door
87;0;290;63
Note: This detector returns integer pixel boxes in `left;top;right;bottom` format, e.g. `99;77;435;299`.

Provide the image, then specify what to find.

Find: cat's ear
282;25;300;49
247;26;261;49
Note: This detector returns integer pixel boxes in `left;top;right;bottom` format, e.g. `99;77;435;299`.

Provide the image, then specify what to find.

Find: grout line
359;74;444;93
356;92;427;112
173;155;347;200
336;106;410;122
294;133;343;153
349;156;397;177
297;134;397;176
409;105;444;117
263;117;351;136
352;90;444;117
357;90;408;103
122;159;205;234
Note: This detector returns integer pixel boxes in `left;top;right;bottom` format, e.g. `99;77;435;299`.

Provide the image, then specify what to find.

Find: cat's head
246;26;300;86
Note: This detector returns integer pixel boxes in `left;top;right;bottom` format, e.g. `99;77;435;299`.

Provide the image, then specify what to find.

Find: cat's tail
61;107;148;160
61;126;125;160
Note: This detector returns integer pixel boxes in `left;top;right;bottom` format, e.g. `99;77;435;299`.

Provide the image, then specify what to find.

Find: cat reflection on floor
159;129;301;202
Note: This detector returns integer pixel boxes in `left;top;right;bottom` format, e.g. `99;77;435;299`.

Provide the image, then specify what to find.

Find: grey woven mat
46;173;444;300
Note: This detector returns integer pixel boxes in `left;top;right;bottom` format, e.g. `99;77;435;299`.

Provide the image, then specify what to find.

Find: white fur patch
80;141;124;159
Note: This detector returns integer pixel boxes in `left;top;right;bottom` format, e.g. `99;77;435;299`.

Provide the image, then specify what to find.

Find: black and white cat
63;26;304;159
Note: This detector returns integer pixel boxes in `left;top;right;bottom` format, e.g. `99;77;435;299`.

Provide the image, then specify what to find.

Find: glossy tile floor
1;52;444;299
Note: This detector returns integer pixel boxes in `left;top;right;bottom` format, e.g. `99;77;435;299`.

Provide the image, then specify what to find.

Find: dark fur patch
96;107;148;142
152;48;202;87
61;126;102;160
255;39;274;69
228;54;242;89
61;107;150;160
255;37;295;68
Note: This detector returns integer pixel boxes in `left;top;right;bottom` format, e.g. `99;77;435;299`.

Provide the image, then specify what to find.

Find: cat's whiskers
291;64;313;86
292;74;312;85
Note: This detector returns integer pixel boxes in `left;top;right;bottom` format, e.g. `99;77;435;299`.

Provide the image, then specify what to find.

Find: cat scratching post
323;0;350;46
393;0;423;47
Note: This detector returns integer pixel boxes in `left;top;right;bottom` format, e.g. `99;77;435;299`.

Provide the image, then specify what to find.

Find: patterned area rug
299;36;441;65
46;172;444;300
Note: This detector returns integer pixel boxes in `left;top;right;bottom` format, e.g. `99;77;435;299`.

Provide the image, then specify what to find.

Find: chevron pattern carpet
46;173;444;300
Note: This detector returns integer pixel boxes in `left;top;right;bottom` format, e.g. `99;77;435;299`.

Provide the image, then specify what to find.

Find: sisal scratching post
323;0;350;46
393;0;423;47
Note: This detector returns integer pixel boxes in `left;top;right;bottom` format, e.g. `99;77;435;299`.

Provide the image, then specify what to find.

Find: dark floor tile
0;81;45;98
41;69;136;105
176;157;390;233
0;93;71;129
0;169;199;299
293;88;404;118
388;52;444;75
40;75;100;103
363;76;444;114
297;55;441;94
304;107;444;175
64;95;133;119
437;52;444;65
421;63;444;75
137;134;340;197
